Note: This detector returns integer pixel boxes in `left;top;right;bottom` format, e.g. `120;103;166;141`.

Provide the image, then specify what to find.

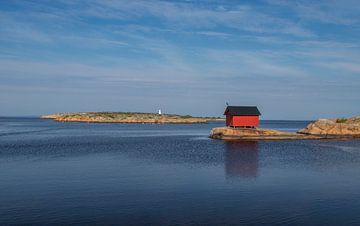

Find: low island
41;112;224;124
210;116;360;140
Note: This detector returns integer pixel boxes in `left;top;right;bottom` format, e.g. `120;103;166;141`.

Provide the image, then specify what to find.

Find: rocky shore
41;112;224;124
298;116;360;135
210;116;360;140
210;127;326;140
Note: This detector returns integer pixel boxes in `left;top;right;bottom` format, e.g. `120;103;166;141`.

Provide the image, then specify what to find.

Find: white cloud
266;0;360;25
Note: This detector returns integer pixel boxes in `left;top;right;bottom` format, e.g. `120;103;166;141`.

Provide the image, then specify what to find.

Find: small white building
158;109;162;115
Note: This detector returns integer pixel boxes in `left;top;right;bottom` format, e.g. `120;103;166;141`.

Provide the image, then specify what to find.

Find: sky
0;0;359;119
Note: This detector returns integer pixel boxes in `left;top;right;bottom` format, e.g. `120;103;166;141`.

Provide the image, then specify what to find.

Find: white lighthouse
158;109;162;115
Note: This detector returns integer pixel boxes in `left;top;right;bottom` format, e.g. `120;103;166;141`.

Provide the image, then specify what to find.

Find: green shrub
180;115;192;119
336;118;347;123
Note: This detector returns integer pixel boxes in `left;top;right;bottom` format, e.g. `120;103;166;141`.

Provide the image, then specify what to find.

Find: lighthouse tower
158;109;162;115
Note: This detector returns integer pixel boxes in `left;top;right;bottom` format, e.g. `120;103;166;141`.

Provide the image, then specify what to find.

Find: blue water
1;117;360;225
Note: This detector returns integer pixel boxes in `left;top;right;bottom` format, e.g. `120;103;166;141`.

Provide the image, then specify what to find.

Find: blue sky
0;0;359;119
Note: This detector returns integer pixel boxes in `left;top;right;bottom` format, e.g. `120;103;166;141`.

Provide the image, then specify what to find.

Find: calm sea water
1;117;360;225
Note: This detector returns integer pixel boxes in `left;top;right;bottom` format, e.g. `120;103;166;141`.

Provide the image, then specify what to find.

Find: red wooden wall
226;115;259;127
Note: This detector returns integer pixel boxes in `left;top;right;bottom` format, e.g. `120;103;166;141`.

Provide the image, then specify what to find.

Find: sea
1;117;360;225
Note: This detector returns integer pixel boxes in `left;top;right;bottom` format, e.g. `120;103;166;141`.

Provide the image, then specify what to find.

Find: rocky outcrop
210;127;323;140
298;116;360;136
210;116;360;140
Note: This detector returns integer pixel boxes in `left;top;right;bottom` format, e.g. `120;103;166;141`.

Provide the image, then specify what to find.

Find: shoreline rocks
209;127;326;140
210;116;360;140
298;117;360;135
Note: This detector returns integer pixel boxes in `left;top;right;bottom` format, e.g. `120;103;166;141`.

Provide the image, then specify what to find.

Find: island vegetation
41;112;224;124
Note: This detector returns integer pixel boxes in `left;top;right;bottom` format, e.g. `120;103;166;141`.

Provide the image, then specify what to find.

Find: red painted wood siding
226;115;259;127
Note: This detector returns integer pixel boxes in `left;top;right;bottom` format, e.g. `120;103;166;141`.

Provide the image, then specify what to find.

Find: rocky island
41;112;223;124
210;116;360;140
298;116;360;136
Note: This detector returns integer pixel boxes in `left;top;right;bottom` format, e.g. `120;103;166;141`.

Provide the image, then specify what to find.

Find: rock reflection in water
225;141;259;178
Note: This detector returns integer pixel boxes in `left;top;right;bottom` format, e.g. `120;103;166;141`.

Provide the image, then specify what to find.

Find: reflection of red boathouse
225;141;259;178
224;106;261;128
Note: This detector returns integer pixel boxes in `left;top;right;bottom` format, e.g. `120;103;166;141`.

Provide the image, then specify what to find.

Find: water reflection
225;141;259;178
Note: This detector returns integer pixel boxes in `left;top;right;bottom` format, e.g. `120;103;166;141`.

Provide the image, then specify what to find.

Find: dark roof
224;106;261;116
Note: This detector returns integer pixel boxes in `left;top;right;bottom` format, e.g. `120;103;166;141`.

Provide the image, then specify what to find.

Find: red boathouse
224;106;261;128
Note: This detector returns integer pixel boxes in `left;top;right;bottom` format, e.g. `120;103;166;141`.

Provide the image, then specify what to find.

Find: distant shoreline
40;112;225;124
